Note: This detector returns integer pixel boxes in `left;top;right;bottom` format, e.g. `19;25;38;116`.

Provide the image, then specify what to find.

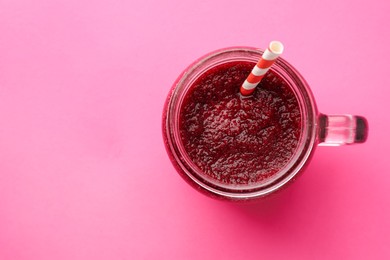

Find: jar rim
164;47;318;199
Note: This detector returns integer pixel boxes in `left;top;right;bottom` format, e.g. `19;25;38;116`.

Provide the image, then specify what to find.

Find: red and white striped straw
240;41;284;96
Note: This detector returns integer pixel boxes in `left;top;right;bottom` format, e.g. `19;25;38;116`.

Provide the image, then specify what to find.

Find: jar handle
318;114;368;146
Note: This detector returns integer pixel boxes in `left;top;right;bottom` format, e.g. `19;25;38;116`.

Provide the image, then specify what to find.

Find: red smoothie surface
179;61;301;185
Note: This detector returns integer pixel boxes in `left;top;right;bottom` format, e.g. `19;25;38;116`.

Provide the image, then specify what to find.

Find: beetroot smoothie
179;61;301;186
163;47;368;200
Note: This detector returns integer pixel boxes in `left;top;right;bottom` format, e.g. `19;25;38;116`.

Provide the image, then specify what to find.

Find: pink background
0;0;389;259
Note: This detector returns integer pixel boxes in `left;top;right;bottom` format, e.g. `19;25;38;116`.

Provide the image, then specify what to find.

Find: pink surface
0;0;389;259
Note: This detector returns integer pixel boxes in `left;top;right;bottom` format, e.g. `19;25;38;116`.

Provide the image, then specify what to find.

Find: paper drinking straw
240;41;284;96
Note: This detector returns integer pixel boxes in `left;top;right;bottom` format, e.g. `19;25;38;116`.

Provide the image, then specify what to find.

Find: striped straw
240;41;284;96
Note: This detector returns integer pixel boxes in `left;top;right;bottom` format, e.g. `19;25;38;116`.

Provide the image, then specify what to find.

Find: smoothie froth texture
179;61;302;185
